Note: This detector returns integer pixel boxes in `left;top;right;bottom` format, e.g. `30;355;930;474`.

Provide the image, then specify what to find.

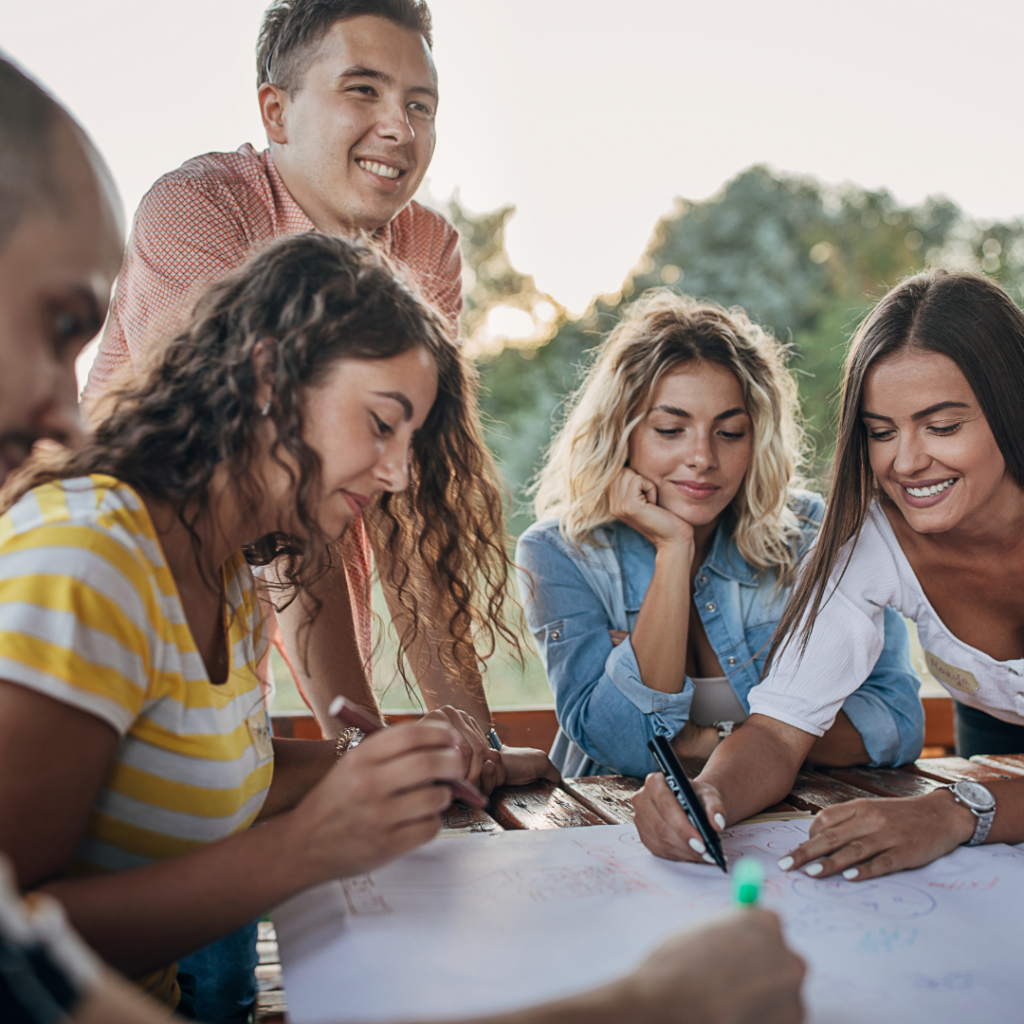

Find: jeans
178;920;259;1024
954;701;1024;759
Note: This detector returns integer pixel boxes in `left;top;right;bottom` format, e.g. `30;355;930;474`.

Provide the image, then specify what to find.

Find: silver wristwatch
949;780;996;846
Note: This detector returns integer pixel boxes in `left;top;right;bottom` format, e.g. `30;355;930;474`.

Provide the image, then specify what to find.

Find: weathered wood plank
820;765;942;798
441;801;505;832
562;776;642;824
969;754;1024;776
785;769;877;813
489;780;606;830
910;756;1016;784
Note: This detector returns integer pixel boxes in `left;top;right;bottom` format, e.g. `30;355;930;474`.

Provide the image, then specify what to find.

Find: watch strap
949;783;995;845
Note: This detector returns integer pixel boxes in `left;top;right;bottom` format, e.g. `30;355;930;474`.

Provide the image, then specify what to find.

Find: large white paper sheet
274;820;1024;1024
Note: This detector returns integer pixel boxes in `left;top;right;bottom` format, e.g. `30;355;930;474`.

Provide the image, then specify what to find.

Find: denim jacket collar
617;519;759;611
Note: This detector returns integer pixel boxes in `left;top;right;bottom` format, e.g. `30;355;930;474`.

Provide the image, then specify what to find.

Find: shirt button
699;574;708;584
705;602;716;613
549;629;561;641
727;656;737;666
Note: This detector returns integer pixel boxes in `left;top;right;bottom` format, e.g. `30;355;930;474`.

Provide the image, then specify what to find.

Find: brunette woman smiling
633;269;1024;882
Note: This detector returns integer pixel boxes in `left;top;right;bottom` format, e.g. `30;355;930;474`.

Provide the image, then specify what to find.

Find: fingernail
777;855;794;871
714;813;726;829
702;853;716;864
804;862;824;876
843;867;859;880
688;837;707;855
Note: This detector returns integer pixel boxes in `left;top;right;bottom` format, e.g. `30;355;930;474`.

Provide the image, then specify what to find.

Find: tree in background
461;165;1024;532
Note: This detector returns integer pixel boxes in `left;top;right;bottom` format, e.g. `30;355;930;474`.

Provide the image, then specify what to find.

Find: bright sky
4;0;1023;319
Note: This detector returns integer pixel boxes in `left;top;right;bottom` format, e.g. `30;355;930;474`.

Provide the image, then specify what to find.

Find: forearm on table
805;711;869;768
698;714;815;822
629;546;692;694
975;778;1024;845
40;811;317;977
258;738;335;819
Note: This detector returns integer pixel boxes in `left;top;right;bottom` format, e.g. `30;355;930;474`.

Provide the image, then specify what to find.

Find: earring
261;399;272;417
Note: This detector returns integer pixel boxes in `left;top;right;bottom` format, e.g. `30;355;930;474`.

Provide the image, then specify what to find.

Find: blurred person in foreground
0;57;122;482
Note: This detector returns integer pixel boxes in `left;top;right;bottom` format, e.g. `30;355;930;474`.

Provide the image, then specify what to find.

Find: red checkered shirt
85;144;463;689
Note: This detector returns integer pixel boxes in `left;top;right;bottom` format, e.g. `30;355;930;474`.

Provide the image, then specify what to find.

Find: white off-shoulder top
748;501;1024;735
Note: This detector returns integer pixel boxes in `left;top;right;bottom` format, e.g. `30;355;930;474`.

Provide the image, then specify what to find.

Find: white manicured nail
843;868;859;880
714;813;726;829
688;837;707;855
777;856;794;871
702;853;716;864
804;862;824;876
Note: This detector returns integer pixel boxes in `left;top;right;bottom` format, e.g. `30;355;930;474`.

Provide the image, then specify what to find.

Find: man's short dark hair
0;57;65;249
257;0;433;92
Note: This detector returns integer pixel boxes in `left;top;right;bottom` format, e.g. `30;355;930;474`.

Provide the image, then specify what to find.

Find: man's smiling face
266;14;438;234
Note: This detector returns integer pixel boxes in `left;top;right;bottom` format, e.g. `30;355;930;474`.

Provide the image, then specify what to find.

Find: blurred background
4;0;1023;711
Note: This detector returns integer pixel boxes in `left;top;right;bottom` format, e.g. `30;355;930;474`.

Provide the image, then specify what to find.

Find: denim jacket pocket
544;620;566;643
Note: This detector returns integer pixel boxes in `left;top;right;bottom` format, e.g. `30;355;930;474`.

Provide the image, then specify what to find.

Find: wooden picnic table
253;753;1021;1022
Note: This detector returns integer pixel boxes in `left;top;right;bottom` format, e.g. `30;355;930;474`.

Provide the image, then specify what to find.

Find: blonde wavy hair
534;290;808;583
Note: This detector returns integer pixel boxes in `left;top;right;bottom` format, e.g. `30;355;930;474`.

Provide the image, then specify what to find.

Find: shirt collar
263;148;396;245
614;518;758;610
263;150;317;234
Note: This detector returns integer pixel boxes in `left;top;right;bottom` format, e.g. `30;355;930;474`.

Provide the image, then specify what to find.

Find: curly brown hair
4;232;518;681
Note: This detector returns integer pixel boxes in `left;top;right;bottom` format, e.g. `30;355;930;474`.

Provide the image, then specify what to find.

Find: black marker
648;735;727;872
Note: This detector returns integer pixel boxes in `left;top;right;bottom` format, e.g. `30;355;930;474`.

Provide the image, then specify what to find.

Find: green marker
732;856;764;907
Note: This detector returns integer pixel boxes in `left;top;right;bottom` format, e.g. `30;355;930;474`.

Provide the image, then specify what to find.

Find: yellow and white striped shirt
0;474;273;1002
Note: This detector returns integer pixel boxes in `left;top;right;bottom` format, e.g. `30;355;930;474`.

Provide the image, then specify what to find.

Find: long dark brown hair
767;268;1024;668
5;233;518;680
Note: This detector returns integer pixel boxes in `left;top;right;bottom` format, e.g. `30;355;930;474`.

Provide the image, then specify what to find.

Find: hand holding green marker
732;856;764;907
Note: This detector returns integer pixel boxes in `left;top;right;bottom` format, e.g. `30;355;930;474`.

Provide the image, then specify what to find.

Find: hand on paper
625;908;805;1024
608;467;694;553
778;789;976;881
291;721;464;881
631;770;728;863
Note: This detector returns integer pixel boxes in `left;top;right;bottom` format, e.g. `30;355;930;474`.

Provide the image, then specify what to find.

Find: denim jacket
516;491;924;778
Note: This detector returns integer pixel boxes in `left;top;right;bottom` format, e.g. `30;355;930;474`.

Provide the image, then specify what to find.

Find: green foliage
463;165;1024;519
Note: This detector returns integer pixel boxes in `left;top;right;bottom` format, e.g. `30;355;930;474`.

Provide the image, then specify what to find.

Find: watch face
956;781;996;812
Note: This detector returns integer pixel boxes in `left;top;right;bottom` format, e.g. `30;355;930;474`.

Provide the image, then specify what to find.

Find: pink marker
328;696;488;809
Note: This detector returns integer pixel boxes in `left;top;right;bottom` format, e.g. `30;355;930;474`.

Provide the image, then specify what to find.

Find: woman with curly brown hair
0;232;540;1016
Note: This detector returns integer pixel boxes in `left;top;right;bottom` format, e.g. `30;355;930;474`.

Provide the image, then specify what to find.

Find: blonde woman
517;292;923;781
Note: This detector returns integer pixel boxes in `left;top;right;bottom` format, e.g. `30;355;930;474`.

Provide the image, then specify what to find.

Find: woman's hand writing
631;771;729;864
289;721;466;883
776;789;977;881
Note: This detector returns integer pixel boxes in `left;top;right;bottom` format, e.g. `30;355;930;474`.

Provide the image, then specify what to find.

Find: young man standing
84;0;549;778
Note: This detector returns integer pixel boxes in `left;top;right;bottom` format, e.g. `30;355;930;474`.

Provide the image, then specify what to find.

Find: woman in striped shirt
0;233;499;1013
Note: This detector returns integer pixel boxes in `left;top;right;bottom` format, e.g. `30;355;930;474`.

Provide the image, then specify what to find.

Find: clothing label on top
247;712;274;761
924;650;980;695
